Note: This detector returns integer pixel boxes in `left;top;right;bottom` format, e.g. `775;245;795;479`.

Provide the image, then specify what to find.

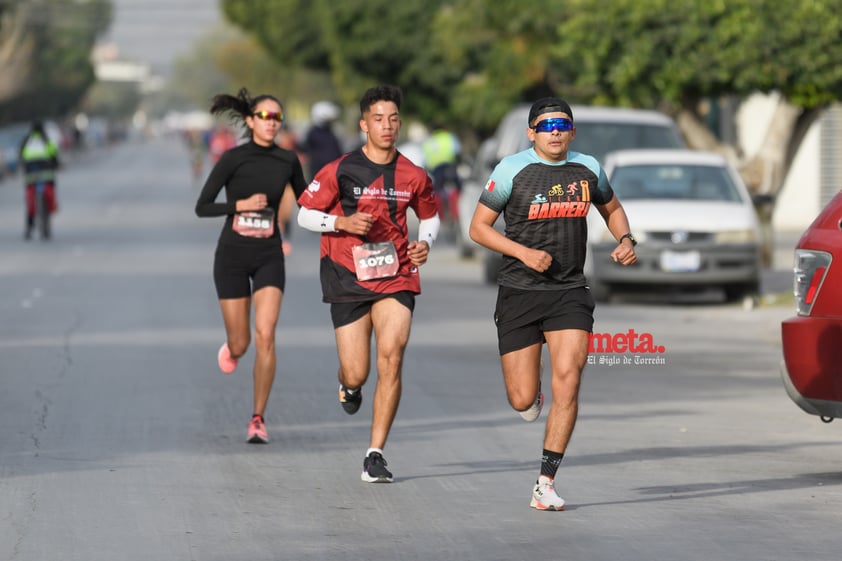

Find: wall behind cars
737;93;841;232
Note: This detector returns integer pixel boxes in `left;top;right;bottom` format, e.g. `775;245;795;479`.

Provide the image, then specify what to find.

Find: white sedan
586;149;763;303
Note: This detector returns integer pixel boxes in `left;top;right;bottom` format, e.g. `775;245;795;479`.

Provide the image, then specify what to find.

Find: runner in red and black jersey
297;85;440;483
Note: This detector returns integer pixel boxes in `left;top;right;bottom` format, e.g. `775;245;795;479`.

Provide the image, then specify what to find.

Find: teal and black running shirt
478;148;614;291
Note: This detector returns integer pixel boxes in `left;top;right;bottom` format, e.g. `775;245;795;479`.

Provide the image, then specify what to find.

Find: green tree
160;23;335;125
220;0;842;203
220;0;451;114
0;0;112;124
0;0;34;102
427;0;568;132
552;0;842;196
219;0;569;137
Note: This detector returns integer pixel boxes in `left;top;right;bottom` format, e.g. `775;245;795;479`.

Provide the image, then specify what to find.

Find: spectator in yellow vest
422;128;462;229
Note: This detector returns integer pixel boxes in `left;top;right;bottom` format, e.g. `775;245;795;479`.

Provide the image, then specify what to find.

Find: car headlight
714;229;756;244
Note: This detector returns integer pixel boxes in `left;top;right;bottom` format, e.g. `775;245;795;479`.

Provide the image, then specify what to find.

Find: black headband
528;97;573;124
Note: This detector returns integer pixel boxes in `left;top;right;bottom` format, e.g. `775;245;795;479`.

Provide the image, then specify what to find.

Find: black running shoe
339;384;362;415
361;451;393;483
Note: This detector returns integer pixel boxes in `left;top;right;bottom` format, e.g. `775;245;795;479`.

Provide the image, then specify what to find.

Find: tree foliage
220;0;574;134
0;0;112;124
221;0;842;194
160;23;335;125
221;0;452;114
550;0;842;191
552;0;842;110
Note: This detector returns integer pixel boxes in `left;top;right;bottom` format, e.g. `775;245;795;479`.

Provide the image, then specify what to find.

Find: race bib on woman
233;208;275;238
352;242;399;281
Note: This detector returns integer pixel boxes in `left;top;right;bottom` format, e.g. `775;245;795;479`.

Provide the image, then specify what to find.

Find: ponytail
209;87;252;121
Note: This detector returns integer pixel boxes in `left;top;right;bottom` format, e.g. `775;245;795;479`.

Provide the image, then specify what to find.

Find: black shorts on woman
214;242;286;299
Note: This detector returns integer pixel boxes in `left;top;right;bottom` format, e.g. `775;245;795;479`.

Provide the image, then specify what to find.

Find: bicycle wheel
36;185;50;239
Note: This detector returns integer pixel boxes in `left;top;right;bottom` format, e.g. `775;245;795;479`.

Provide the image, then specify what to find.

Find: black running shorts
213;243;286;299
330;291;415;329
494;285;595;355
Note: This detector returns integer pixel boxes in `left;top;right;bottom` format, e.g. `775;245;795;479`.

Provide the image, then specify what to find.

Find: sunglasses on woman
253;110;284;122
531;117;573;133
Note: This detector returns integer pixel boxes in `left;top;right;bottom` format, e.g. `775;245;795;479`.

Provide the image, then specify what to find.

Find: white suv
458;104;687;282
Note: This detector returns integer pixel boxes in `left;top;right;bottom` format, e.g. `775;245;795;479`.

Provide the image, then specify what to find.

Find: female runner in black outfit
195;88;307;444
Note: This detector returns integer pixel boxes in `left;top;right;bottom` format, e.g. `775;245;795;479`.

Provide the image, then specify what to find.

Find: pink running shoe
217;343;238;374
247;415;268;444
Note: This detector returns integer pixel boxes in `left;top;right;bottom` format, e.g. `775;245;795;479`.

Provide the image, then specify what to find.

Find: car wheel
724;282;759;304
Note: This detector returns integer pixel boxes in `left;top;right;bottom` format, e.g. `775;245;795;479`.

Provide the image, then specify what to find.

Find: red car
781;190;842;421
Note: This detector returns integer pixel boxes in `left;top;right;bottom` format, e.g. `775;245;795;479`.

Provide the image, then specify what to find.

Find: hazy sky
102;0;222;75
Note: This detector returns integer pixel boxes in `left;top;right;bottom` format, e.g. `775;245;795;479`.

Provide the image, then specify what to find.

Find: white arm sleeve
297;206;338;233
418;215;441;249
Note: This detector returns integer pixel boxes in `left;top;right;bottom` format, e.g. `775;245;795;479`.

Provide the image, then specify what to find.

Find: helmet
311;101;340;126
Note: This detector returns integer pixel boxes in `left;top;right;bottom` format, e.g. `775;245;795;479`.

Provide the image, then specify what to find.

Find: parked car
458;104;687;277
587;149;762;303
780;190;842;421
0;122;30;178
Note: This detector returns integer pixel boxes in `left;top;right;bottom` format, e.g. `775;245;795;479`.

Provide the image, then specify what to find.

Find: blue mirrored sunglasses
531;117;573;133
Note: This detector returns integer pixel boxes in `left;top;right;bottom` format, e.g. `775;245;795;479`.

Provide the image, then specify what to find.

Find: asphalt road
0;136;839;561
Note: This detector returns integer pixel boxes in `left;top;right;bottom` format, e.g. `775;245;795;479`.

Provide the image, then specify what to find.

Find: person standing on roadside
296;85;440;483
468;97;638;510
195;87;307;444
422;126;462;228
303;100;344;181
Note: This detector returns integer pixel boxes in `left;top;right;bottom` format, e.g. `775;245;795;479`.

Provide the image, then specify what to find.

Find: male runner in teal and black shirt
469;97;638;510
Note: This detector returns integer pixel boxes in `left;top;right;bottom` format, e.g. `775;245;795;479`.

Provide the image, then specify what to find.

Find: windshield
611;164;743;202
572;124;684;163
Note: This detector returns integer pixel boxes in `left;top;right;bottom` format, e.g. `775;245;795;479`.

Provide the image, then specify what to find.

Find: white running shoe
519;390;544;422
530;475;565;511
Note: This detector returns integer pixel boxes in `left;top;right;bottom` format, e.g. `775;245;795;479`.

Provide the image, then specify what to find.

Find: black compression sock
541;449;564;479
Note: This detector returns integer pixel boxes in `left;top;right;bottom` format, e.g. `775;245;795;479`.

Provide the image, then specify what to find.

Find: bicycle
25;181;52;240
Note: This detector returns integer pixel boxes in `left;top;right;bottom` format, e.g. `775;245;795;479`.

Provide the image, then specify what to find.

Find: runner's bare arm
469;202;552;273
595;195;637;266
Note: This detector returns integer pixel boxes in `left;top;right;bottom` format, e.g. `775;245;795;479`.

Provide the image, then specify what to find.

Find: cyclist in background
19;120;60;240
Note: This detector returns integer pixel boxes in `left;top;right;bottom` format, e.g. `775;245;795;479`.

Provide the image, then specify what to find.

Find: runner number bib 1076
352;241;399;281
233;208;275;238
